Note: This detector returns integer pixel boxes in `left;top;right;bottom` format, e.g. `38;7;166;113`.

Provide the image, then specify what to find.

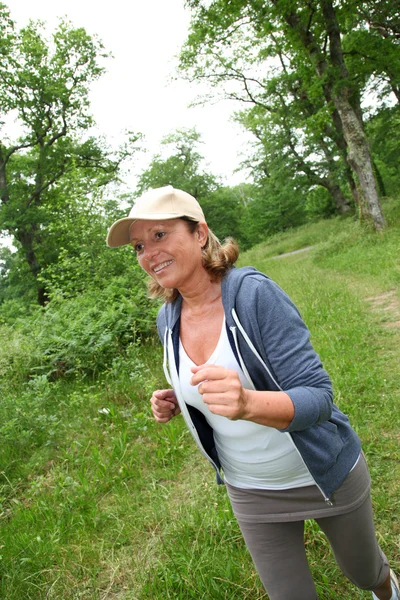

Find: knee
345;568;388;591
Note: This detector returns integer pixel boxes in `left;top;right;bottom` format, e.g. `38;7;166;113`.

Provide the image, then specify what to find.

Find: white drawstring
231;308;282;391
230;326;256;390
163;327;172;386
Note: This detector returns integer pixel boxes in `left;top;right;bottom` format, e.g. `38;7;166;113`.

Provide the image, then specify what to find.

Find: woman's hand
191;364;295;429
190;365;249;421
150;389;181;423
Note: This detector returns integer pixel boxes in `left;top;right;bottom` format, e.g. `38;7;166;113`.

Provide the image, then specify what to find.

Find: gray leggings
235;494;389;600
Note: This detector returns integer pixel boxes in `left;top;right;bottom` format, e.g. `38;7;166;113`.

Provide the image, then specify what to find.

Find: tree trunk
321;121;361;208
320;0;386;230
17;227;48;306
37;286;48;306
0;145;10;206
373;160;386;197
331;87;385;229
326;178;352;215
345;163;360;208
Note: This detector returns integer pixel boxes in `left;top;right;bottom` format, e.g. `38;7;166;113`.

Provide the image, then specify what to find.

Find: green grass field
1;202;399;599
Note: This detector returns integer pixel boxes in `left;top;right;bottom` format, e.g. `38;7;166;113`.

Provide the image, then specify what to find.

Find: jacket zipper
164;328;224;481
230;321;333;506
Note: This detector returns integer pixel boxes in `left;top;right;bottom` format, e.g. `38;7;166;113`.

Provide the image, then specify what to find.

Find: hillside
1;202;399;599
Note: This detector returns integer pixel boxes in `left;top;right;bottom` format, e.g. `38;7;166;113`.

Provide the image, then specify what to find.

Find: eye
155;231;165;240
134;243;144;255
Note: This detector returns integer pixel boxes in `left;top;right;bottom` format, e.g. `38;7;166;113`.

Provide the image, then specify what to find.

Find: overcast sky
6;0;251;190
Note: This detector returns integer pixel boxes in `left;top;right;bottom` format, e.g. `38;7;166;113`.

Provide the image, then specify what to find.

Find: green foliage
233;82;353;218
1;192;125;305
200;185;246;244
242;197;400;266
179;0;397;229
42;287;155;377
367;106;400;198
343;2;400;104
0;322;38;383
134;127;332;247
304;186;337;220
135;128;256;245
0;202;160;379
0;8;141;304
3;278;158;379
136;128;219;200
0;244;37;303
239;177;309;246
36;198;136;299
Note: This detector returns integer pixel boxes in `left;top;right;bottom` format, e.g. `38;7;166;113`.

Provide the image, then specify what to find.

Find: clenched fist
150;389;181;423
191;364;249;421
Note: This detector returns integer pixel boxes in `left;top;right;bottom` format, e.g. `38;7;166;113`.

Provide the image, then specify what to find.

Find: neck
179;276;222;316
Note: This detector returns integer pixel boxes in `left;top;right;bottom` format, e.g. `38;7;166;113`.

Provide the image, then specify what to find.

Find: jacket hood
221;266;269;327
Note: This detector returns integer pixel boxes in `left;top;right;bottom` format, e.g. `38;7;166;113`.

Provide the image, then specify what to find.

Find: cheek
137;256;150;273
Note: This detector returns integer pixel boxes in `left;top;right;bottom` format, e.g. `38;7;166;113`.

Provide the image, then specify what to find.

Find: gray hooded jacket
157;266;361;503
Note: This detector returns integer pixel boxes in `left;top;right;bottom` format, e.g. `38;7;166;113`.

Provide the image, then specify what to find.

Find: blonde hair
147;220;239;303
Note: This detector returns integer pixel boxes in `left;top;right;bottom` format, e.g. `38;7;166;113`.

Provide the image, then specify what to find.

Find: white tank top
178;318;314;489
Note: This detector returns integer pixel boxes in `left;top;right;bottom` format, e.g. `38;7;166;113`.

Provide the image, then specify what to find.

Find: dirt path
365;289;400;329
273;246;400;329
272;246;314;259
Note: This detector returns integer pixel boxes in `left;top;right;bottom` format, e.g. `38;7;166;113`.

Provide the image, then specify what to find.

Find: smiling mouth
153;260;174;274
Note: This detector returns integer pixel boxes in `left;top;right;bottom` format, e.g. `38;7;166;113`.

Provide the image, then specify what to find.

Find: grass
1;199;399;599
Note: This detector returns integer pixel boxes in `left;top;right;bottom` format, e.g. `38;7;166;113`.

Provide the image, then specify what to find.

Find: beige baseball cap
106;185;205;248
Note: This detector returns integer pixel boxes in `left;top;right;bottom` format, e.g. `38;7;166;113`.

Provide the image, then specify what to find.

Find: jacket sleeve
242;276;333;432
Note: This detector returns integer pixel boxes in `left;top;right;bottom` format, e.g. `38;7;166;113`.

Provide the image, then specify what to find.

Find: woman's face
129;218;208;292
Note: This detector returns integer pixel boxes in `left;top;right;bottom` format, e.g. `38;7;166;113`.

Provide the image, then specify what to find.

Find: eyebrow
129;223;169;243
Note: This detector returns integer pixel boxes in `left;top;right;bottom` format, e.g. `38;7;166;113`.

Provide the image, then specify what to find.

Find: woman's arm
238;276;333;431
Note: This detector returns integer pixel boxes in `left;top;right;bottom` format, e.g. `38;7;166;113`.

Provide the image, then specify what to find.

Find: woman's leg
236;519;318;600
316;493;390;593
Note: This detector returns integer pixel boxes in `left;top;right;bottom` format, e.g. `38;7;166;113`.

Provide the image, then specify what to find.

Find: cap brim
106;213;189;247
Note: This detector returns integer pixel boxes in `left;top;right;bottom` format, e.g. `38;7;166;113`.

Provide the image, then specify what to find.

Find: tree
182;30;356;215
235;93;353;216
201;185;248;246
181;0;392;230
279;0;385;229
136;128;219;200
345;0;400;105
0;6;141;305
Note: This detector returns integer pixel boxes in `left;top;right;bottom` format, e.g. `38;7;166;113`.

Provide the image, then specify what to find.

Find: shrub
26;280;160;378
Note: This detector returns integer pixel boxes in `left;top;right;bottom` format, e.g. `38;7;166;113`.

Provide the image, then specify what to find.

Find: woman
107;185;399;600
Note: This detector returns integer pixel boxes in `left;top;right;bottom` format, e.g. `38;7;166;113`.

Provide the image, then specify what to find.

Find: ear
196;221;208;246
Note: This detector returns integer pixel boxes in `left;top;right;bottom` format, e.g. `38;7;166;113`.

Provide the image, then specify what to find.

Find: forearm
242;389;295;430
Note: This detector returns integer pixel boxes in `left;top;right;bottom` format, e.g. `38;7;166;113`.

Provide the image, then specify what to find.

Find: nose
142;243;158;263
